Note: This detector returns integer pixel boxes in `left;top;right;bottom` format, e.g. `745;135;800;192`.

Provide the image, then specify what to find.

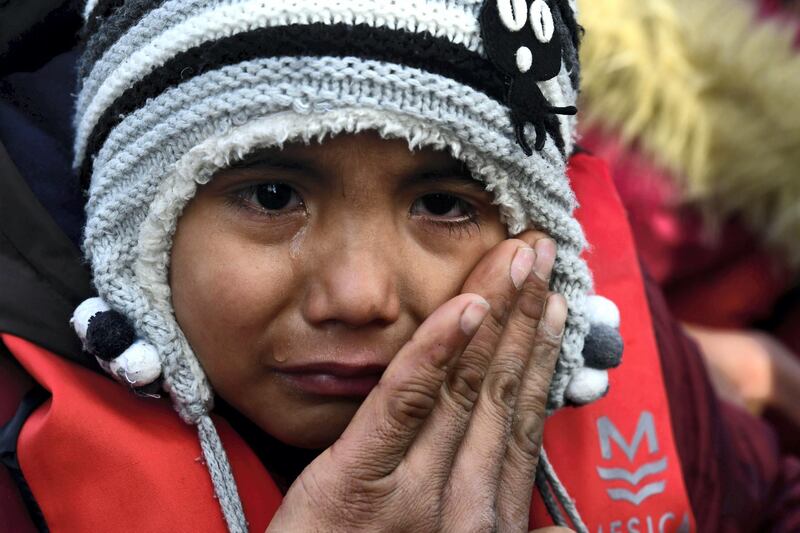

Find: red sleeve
646;267;800;532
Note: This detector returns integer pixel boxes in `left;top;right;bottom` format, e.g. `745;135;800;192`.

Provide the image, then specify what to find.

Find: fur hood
579;0;800;266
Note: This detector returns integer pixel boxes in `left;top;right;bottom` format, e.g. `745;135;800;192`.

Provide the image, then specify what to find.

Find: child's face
170;132;508;448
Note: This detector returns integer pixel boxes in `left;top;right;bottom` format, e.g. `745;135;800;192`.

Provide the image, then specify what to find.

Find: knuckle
384;374;441;430
464;334;496;367
515;231;548;247
485;364;524;411
516;282;548;321
506;237;530;248
459;316;503;368
444;359;486;411
486;292;514;325
474;315;505;355
512;411;545;456
518;355;557;411
536;327;564;352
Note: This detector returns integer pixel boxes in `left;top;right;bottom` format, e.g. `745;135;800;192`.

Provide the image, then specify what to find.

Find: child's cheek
201;236;294;335
170;204;297;379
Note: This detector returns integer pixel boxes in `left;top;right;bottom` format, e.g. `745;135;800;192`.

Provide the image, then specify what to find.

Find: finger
513;229;552;249
497;293;566;530
446;238;557;514
406;238;535;482
328;292;490;479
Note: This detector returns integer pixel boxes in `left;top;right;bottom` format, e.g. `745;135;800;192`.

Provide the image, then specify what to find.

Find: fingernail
460;299;491;336
533;239;556;281
543;294;568;336
510;246;536;289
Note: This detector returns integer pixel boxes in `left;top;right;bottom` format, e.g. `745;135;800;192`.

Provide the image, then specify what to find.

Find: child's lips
275;362;386;397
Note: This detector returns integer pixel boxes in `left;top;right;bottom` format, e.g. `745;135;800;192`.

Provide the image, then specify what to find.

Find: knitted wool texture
76;1;591;530
579;0;800;265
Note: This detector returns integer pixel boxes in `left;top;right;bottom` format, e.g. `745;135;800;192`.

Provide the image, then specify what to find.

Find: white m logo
596;411;667;505
598;411;659;461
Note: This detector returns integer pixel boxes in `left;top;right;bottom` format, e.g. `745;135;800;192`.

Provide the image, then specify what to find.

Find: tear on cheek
289;225;307;261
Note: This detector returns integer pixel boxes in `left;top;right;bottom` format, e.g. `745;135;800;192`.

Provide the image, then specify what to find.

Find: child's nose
301;243;401;329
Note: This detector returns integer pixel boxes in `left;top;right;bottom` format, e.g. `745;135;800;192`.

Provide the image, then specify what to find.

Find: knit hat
71;1;623;531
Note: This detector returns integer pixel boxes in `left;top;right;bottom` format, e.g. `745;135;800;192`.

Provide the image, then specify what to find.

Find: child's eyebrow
228;152;312;172
225;151;486;192
405;168;486;192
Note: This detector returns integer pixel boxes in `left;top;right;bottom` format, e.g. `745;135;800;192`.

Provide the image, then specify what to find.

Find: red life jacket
2;153;696;533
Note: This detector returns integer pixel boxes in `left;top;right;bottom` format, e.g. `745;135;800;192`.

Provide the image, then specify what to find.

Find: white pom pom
109;340;161;387
516;46;533;73
70;297;111;347
94;357;111;374
565;367;609;405
586;295;620;329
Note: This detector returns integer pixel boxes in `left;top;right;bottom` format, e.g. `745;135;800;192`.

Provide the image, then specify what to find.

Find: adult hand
266;231;566;532
683;324;772;414
684;324;800;427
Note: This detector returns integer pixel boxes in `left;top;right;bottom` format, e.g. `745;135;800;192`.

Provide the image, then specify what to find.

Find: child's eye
254;183;302;211
232;182;304;215
410;193;481;238
411;193;473;219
